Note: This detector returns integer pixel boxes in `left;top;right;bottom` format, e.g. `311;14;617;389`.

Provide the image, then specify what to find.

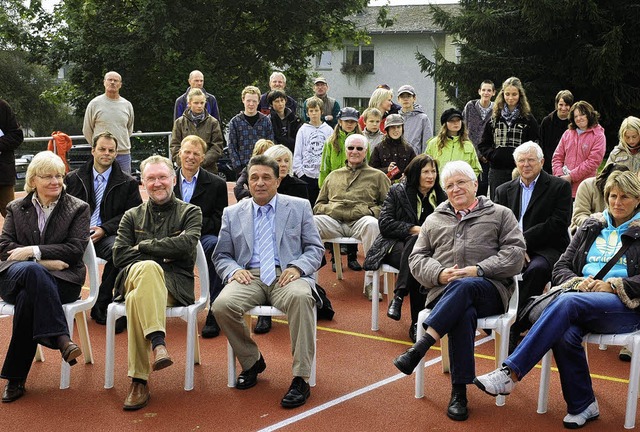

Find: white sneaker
473;366;517;396
563;400;599;429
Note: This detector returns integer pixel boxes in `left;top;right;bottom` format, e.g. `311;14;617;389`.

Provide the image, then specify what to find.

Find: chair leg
75;311;94;364
441;335;450;374
495;326;510;407
60;310;77;389
332;243;343;280
310;308;317;387
625;337;640;428
184;312;197;391
415;312;427;399
35;345;45;362
371;270;380;331
227;340;237;388
104;305;118;389
537;350;553;414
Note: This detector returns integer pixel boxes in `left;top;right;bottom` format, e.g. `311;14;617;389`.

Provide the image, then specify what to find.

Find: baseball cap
440;108;463;125
314;77;328;84
385;113;404;127
397;85;416;96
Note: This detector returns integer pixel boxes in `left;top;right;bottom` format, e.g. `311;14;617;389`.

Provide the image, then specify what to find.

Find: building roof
350;4;459;34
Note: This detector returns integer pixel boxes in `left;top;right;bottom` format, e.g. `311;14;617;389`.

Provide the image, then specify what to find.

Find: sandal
61;342;82;366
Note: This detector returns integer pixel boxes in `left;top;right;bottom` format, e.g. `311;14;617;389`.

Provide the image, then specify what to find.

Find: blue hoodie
583;209;640;279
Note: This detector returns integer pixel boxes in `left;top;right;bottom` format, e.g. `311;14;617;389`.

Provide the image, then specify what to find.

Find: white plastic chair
537;330;640;429
322;236;362;280
104;241;209;391
414;276;520;406
227;305;317;388
0;241;100;389
371;264;399;330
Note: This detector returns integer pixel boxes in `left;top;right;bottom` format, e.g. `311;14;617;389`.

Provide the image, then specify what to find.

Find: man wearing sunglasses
313;134;391;299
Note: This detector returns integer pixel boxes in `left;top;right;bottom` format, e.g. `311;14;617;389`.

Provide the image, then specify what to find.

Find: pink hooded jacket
552;124;606;197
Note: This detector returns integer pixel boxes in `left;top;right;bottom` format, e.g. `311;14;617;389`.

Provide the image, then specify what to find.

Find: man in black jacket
173;135;228;337
65;131;142;324
0;99;24;217
494;141;572;351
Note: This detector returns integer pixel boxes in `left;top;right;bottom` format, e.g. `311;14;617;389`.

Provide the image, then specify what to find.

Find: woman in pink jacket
552;101;606;198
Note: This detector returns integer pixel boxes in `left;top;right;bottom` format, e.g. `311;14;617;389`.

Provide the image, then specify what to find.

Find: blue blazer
213;193;324;291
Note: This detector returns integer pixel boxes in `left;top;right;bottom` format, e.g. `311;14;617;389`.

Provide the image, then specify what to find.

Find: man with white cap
303;77;340;128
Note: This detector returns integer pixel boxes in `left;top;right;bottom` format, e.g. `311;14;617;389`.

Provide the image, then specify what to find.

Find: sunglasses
347;146;365;151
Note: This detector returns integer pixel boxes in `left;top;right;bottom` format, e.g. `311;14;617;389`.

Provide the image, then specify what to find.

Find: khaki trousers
212;268;316;378
313;214;380;282
124;261;177;380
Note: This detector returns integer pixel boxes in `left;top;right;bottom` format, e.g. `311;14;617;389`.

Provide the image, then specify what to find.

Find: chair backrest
506;275;520;316
83;241;100;303
194;241;210;306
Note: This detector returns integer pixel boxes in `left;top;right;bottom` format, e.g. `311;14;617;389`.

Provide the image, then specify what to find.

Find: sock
56;334;71;351
414;332;436;357
132;377;147;385
147;331;166;350
452;383;466;396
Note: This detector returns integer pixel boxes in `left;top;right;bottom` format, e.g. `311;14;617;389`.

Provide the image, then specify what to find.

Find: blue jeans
116;153;132;175
424;277;503;385
506;292;640;414
201;234;222;304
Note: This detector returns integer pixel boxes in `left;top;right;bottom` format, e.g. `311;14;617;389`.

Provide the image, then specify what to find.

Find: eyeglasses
347;146;364;151
144;175;172;183
444;179;473;192
37;174;64;182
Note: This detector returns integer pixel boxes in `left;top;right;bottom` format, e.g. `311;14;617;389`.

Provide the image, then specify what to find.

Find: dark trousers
384;235;426;324
424;277;503;385
477;160;490;197
93;235;118;312
512;253;552;333
299;175;320;207
0;261;81;380
201;234;223;304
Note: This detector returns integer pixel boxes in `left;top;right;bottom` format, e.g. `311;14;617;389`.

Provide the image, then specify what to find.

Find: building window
344;97;370;113
343;45;374;72
315;51;332;70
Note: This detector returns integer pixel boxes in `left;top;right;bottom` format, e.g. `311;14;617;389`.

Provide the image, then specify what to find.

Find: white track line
258;335;494;432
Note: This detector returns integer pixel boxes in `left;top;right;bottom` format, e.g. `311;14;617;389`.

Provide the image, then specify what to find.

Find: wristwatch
476;265;484;277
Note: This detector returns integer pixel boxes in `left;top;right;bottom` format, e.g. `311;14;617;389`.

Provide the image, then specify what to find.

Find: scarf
501;104;520;127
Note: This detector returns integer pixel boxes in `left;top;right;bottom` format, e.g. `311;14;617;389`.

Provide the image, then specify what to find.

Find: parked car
14;154;33;191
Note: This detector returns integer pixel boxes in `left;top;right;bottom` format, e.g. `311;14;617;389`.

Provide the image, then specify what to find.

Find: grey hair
270;71;286;84
264;144;293;176
440;160;477;186
25;151;66;194
140;155;175;177
513;141;544;162
345;133;368;150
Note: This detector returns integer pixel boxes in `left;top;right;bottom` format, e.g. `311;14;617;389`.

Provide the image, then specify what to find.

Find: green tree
47;0;369;131
417;0;640;140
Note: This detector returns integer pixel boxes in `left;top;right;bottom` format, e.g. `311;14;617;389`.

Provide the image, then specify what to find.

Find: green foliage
0;50;81;136
46;0;368;131
417;0;640;135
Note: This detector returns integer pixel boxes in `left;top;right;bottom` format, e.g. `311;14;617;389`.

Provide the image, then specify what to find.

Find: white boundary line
258;335;494;432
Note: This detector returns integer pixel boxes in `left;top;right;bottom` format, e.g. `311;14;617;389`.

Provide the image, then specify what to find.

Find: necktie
90;174;105;227
257;205;276;286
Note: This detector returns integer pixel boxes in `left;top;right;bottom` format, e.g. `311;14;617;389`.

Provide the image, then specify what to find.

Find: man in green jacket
113;155;202;411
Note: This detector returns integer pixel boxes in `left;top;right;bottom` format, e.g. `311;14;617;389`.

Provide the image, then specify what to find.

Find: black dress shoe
91;307;107;325
115;316;127;334
409;323;417;343
254;316;272;334
347;259;362;271
281;376;310;408
393;347;423;375
202;310;220;338
447;392;469;421
236;354;266;390
2;381;25;403
387;296;403;321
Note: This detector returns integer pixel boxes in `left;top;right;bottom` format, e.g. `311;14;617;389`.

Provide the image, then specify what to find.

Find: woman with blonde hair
358;87;394;133
478;77;539;198
606;116;640;173
233;139;275;201
0;151;90;402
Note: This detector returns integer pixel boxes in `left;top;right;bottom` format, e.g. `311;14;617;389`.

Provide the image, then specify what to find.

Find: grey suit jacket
213;193;324;291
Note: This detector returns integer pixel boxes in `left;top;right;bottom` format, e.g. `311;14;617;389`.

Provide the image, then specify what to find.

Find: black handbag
517;236;633;328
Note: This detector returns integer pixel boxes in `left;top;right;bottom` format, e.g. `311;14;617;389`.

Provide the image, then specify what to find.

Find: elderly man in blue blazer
212;154;324;409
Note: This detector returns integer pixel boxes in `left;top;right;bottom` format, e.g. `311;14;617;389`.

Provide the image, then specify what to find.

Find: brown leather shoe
123;382;150;411
152;345;173;371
